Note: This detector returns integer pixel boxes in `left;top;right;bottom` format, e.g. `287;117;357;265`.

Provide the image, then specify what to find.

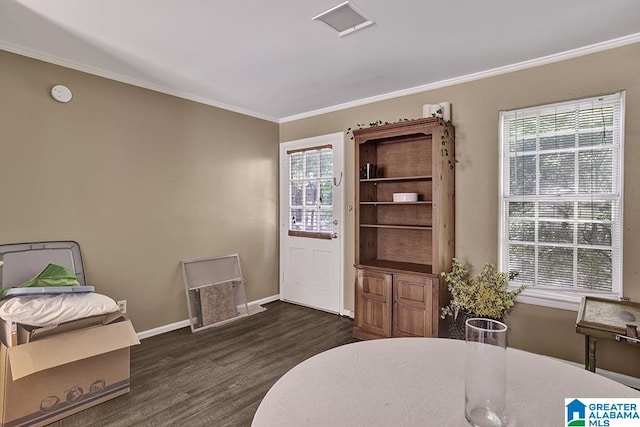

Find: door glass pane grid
289;148;333;234
501;92;623;296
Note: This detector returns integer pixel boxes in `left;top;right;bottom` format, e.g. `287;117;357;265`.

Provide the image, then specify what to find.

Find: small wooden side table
576;296;640;372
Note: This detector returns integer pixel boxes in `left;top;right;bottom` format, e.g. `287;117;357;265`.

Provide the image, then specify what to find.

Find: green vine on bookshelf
346;118;411;140
433;109;458;170
346;109;457;169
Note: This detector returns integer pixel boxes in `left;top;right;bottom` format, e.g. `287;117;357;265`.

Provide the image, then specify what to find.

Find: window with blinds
288;145;333;239
499;92;624;302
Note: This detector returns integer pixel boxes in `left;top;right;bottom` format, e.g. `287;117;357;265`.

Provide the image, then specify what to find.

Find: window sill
513;288;621;312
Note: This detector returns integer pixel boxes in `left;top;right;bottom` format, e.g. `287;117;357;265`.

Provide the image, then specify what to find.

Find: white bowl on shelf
393;192;418;202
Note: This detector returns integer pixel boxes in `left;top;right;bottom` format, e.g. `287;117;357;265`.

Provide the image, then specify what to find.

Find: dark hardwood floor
52;301;356;427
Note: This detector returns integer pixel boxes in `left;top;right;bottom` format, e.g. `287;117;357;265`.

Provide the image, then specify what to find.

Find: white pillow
0;293;120;327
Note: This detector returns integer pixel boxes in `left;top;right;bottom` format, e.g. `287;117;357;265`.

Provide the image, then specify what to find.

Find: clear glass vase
464;318;508;427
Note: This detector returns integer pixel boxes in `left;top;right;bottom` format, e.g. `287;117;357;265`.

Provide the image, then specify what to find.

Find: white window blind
500;92;624;302
288;145;334;239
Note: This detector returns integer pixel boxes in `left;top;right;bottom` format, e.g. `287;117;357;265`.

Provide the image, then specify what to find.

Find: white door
279;132;344;314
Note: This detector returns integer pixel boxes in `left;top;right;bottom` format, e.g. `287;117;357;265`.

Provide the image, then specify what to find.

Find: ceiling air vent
312;1;375;37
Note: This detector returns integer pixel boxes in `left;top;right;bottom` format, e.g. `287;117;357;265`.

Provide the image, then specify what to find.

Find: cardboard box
0;317;139;427
0;322;16;349
17;310;125;346
0;310;125;348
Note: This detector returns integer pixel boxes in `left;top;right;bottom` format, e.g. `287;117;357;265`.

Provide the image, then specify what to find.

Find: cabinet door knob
331;232;338;239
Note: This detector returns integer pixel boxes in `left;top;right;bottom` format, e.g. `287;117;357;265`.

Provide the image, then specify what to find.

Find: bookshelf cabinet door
393;274;435;337
355;269;392;338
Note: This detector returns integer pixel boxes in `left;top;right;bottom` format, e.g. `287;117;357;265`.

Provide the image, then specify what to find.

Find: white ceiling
1;0;640;122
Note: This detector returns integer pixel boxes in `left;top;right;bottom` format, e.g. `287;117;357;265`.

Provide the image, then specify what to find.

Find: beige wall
0;51;280;332
280;42;640;377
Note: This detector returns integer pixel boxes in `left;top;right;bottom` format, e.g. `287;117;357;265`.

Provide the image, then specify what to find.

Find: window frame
498;92;625;311
287;144;334;240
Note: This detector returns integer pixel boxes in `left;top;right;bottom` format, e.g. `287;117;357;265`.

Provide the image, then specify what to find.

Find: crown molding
279;32;640;123
0;40;280;123
2;31;638;125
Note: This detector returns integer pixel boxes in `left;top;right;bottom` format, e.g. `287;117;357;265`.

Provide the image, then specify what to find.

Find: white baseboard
342;309;354;318
249;294;280;306
137;319;193;340
136;294;280;340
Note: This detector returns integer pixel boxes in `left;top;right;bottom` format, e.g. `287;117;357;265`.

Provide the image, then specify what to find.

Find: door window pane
288;147;334;237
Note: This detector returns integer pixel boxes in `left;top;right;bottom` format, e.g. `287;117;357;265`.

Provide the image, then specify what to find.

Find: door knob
331;233;338;239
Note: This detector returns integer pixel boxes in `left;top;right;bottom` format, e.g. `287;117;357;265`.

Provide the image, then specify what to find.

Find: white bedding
0;293;120;327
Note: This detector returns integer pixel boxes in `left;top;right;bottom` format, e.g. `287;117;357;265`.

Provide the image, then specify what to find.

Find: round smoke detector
51;85;73;103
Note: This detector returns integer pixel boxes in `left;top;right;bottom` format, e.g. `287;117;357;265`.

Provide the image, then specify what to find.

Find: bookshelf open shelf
352;117;455;340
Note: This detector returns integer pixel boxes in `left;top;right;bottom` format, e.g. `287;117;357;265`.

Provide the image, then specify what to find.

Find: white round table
252;338;640;426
